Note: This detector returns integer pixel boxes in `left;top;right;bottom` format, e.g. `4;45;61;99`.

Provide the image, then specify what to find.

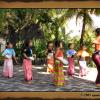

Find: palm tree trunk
55;31;58;41
80;12;86;46
55;25;59;42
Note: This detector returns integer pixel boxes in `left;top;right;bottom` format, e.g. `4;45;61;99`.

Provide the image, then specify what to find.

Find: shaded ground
0;64;99;92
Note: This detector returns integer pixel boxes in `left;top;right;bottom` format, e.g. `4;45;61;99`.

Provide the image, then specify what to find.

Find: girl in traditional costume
77;44;89;77
92;28;100;86
46;41;54;74
66;43;76;76
22;40;34;84
2;42;17;78
54;41;66;87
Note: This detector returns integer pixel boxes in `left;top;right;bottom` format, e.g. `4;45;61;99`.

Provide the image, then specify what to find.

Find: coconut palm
60;8;100;47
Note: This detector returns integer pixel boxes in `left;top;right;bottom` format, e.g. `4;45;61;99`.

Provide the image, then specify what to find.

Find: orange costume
54;48;65;86
47;50;54;73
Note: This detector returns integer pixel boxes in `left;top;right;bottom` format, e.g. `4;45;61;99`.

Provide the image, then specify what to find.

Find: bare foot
96;84;100;87
27;81;32;84
23;81;32;84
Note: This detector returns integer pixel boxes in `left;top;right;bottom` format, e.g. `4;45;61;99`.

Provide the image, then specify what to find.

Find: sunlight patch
37;72;50;75
33;67;44;70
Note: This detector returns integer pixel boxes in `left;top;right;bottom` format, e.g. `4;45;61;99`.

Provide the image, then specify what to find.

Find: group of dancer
46;40;90;86
1;28;100;87
2;40;33;84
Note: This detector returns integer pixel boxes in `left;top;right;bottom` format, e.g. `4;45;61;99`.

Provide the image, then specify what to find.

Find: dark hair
6;42;12;46
6;42;12;48
55;40;62;48
24;39;32;47
47;41;53;48
82;43;86;46
95;28;100;35
68;43;73;48
80;43;86;50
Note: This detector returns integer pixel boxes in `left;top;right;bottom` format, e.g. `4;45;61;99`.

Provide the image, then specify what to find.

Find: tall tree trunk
80;12;86;47
55;32;58;41
55;25;59;42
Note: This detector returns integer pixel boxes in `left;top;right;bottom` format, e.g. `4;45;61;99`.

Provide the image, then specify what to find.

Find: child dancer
46;41;54;74
54;41;65;87
77;44;90;77
23;40;34;84
92;28;100;86
66;43;76;76
2;42;17;78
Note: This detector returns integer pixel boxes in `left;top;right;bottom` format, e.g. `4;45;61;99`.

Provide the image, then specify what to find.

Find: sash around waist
94;50;100;55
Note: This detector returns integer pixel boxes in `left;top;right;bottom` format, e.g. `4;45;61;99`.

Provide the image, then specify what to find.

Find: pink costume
2;48;15;78
23;47;33;82
66;49;76;76
23;59;33;81
67;57;75;75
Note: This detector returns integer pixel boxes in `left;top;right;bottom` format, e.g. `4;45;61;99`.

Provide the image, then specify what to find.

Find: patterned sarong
54;60;65;86
3;59;13;78
23;59;33;81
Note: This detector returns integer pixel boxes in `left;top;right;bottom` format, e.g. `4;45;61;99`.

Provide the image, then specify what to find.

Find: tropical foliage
0;8;100;66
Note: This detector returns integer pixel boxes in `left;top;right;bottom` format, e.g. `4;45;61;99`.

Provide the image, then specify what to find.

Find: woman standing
92;28;100;86
54;41;65;87
22;40;33;84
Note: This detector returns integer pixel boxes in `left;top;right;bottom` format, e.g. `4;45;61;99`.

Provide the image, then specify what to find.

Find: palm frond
59;9;77;26
85;13;93;29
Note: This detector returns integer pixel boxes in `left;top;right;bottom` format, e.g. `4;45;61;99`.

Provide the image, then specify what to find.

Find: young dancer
54;41;65;87
92;28;100;86
46;41;54;74
22;40;34;84
66;43;76;76
2;42;17;78
77;44;89;77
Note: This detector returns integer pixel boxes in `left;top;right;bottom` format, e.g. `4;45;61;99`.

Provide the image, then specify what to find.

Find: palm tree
48;9;70;41
60;8;100;47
